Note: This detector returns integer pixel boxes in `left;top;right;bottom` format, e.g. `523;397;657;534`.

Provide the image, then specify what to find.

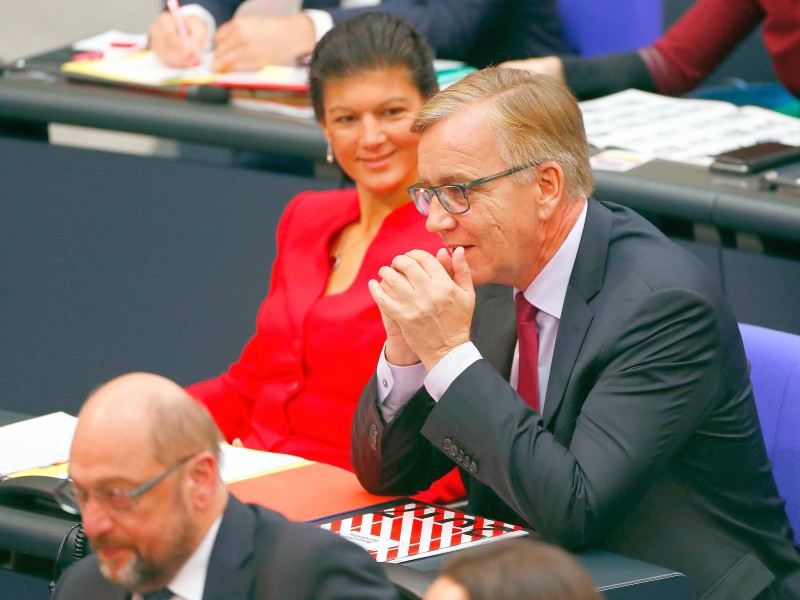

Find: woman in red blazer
188;13;464;502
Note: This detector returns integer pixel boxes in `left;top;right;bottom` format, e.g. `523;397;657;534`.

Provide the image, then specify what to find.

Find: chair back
557;0;662;56
739;323;800;540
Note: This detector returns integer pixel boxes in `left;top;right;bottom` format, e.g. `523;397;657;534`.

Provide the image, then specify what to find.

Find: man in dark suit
148;0;572;71
350;67;800;599
53;372;398;600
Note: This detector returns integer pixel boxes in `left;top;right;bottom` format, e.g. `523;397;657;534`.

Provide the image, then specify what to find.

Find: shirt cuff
182;4;216;50
302;9;333;43
376;344;427;423
424;342;482;402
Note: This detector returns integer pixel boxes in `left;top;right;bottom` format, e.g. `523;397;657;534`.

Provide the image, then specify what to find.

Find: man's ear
184;450;218;510
534;161;565;220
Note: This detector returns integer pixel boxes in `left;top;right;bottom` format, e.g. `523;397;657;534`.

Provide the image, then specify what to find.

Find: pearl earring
326;142;334;165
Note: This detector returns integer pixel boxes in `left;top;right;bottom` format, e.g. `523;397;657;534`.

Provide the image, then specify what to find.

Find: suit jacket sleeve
355;283;726;549
426;287;723;548
352;373;457;496
645;0;763;95
561;0;762;99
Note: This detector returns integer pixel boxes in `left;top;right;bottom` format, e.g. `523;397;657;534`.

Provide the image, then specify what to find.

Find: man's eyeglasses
407;161;541;216
54;454;196;515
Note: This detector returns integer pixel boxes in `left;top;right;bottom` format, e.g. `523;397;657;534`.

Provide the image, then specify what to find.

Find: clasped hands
368;247;475;371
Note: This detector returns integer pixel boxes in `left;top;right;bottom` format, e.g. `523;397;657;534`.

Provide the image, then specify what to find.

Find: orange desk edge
227;462;399;522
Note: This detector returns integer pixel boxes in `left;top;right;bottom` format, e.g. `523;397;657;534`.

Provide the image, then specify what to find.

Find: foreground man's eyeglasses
54;454;196;515
407;161;541;215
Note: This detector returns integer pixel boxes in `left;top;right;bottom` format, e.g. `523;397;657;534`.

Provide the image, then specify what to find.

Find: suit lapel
285;192;359;333
543;199;611;425
472;284;517;377
471;201;613;426
202;496;257;600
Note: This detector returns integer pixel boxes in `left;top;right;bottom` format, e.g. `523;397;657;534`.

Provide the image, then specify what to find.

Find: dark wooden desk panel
1;136;331;416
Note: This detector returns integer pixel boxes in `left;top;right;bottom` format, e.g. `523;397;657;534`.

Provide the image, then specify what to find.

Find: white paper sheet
0;412;78;475
219;444;309;482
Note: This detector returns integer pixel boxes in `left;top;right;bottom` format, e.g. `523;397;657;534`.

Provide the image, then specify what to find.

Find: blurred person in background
149;0;572;71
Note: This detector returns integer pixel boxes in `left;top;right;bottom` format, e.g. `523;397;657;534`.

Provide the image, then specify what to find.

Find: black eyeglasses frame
407;161;541;215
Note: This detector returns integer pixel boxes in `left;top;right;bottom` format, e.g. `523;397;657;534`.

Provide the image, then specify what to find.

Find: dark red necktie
515;293;540;410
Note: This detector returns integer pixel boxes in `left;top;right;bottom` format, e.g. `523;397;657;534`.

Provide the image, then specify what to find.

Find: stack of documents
60;33;477;120
63;50;309;91
0;412;77;478
581;89;800;167
0;412;309;482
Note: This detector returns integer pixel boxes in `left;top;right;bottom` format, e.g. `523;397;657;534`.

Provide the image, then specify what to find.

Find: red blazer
189;189;464;500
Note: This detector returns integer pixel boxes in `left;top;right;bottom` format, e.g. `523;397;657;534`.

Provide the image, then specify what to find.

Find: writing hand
149;12;206;67
371;247;475;371
213;14;315;72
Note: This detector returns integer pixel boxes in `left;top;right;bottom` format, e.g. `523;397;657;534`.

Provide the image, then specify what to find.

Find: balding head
78;372;222;468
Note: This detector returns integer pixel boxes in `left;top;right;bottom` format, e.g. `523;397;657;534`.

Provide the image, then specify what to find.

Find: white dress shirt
132;514;223;600
377;201;587;422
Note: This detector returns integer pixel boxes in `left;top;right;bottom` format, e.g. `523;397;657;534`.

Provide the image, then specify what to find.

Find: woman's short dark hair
309;12;438;121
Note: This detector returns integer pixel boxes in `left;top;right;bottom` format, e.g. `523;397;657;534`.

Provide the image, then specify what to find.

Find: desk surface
228;462;399;522
3;74;800;244
0;411;690;599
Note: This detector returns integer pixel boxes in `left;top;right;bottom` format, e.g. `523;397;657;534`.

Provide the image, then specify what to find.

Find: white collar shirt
510;200;587;409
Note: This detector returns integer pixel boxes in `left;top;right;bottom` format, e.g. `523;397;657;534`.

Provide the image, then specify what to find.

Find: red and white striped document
319;501;528;563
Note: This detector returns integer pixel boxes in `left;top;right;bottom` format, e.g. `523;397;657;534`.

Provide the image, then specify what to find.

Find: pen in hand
166;0;191;50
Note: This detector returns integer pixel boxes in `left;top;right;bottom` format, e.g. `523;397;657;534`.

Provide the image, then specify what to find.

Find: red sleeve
644;0;764;95
187;194;303;442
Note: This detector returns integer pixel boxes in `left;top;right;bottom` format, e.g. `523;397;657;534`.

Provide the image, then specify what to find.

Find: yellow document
62;50;309;90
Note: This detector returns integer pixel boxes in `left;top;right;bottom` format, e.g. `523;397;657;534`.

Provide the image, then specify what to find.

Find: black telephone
0;475;70;514
0;476;89;587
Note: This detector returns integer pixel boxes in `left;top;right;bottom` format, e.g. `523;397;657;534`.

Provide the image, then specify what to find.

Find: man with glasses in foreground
52;372;399;600
351;68;800;599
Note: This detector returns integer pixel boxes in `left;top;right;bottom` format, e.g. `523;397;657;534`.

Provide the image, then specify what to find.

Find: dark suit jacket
190;0;573;67
352;199;800;600
52;495;399;600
